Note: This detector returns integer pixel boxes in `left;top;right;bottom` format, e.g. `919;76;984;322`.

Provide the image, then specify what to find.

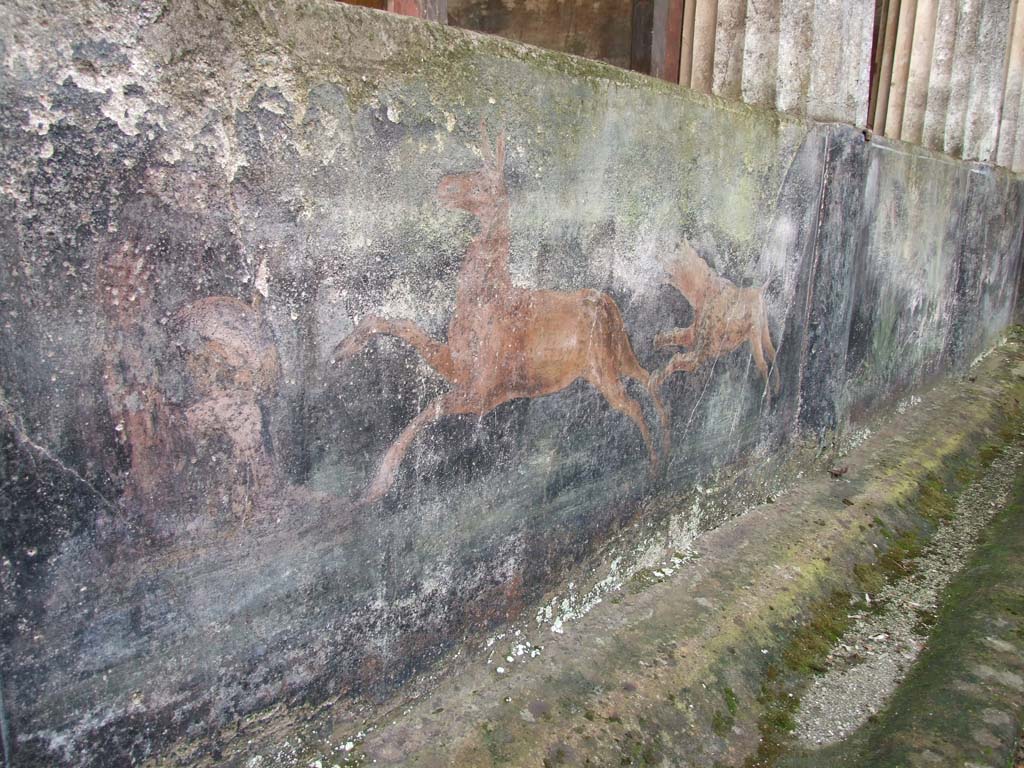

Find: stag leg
761;321;780;394
359;391;486;505
749;331;773;405
586;369;659;471
652;350;703;392
617;358;672;467
654;325;696;350
334;316;456;380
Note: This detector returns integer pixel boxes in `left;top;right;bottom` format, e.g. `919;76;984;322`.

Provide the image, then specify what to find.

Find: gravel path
794;439;1024;747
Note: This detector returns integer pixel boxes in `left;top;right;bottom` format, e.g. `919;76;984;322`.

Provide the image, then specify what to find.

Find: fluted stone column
776;0;814;113
921;0;959;149
713;0;748;98
996;0;1024;167
691;0;719;91
873;0;902;132
1014;79;1024;169
944;0;982;156
805;0;873;124
850;0;877;124
963;0;1013;160
808;0;846;121
679;0;698;86
885;0;918;139
902;0;939;143
740;0;779;106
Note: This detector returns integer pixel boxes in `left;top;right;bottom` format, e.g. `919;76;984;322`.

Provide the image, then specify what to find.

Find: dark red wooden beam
335;0;446;23
651;0;684;82
387;0;447;22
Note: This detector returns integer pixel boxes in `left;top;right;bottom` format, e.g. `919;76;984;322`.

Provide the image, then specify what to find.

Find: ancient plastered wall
0;2;1021;765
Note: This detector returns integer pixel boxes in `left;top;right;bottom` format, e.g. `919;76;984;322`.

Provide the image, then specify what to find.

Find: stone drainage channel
793;441;1024;748
778;437;1024;767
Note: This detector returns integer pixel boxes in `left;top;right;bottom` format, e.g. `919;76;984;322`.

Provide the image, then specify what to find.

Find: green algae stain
745;589;853;767
744;343;1024;768
777;445;1024;768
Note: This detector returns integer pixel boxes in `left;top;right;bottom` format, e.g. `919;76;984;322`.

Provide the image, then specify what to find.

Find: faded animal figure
100;245;185;533
176;293;281;520
654;240;780;401
335;122;669;504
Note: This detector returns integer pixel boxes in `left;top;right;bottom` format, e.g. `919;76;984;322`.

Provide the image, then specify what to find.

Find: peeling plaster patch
971;343;998;368
841;426;874;453
259;98;288;116
530;546;699;641
26;105;63;136
61;67;154;137
535;570;622;635
254;260;270;300
377;280;424;323
18;690;174;767
760;214;799;295
205;120;249;182
608;206;679;299
895;394;921;414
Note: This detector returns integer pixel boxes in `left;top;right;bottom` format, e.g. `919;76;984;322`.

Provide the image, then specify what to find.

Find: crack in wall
0;389;123;518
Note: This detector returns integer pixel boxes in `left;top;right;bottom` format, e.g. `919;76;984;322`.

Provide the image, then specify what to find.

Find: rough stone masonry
0;1;1022;765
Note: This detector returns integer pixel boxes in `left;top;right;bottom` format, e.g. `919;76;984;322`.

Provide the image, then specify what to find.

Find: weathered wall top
1;2;1022;765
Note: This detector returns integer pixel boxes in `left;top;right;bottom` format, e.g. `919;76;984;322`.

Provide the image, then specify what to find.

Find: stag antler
478;119;506;179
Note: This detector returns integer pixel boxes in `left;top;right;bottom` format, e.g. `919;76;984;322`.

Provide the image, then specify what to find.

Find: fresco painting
335;123;671;504
1;3;1023;765
653;239;781;402
177;291;282;521
96;243;285;535
99;245;186;535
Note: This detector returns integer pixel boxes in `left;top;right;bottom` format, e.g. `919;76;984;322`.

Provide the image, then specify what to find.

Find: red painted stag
335;123;669;504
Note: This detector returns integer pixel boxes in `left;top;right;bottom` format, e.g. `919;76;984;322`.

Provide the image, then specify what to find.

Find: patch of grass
748;667;799;768
710;684;740;736
479;719;514;764
852;562;884;597
618;727;664;766
744;407;1024;768
712;709;734;737
775;444;1024;768
626;568;666;593
851;528;922;611
911;607;937;636
745;590;852;767
723;686;739;716
744;508;934;767
977;443;1004;467
875;531;922;577
916;472;955;522
780;591;850;675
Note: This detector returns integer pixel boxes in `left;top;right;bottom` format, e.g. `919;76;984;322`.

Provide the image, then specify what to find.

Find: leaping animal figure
334;122;669;504
654;239;780;401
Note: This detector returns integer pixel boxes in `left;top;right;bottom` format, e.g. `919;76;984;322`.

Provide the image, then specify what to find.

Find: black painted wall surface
0;2;1022;765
